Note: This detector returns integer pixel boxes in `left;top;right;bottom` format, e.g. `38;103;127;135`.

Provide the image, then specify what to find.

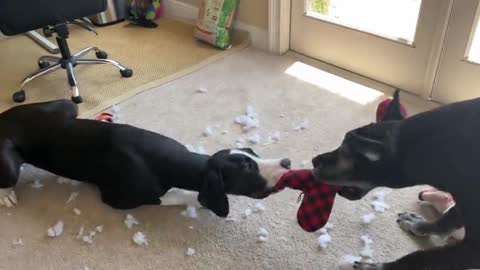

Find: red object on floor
95;112;113;122
375;90;408;122
271;170;342;232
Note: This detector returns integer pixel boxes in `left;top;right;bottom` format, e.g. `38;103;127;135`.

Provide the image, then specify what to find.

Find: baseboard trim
163;0;268;50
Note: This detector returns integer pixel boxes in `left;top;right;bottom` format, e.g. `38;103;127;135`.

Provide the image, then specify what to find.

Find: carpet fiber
0;17;248;117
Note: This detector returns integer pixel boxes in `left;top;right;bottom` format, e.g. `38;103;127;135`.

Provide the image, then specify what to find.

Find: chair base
14;46;133;104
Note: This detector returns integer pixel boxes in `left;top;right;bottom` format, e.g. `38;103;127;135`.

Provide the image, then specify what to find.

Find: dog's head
312;90;406;200
198;148;291;217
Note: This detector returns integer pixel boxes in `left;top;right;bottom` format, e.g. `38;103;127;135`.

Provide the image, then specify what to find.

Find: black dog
0;100;291;217
312;92;480;270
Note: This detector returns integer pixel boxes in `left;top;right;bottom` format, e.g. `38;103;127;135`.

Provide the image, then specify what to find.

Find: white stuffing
186;247;195;256
77;226;85;239
264;131;281;145
186;145;207;154
82;232;95;245
257;227;269;237
234;105;260;132
196;87;208;94
316;223;333;234
337;255;362;270
124;214;140;229
30;180;44;189
362;213;376;224
360;235;374;258
317;233;332;249
181;205;199;219
73;208;82;215
372;190;391;201
188;226;194;230
243;208;252;219
111;104;120;114
95;225;103;233
371;190;391;213
257;236;268;242
280;113;285;118
253;202;266;213
66;192;79;204
47;221;64;237
185;144;195;152
132;232;148;246
196;146;207;155
317;227;328;235
56;177;81;186
371;200;391;213
111;105;121;123
221;130;229;135
203;126;213;137
12;238;24;246
293;119;309;131
247;133;261;145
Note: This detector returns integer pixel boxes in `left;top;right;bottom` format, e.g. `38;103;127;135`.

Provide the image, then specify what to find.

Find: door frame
268;0;454;100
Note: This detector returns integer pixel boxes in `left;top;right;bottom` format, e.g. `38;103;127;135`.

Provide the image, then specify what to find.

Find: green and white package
194;0;239;49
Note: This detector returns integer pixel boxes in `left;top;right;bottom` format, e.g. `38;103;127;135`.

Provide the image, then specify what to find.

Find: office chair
0;0;133;104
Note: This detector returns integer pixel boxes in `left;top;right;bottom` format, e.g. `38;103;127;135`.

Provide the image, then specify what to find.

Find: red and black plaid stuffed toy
272;90;407;232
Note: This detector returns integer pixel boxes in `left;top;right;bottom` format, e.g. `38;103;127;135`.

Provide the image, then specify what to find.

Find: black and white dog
311;93;480;270
0;100;291;217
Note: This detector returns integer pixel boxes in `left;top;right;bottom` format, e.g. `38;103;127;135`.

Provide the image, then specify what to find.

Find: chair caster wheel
71;96;83;104
38;60;50;69
120;68;133;78
12;90;26;103
96;50;108;59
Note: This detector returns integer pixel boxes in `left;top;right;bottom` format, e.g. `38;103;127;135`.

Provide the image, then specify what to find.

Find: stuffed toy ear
377;89;407;122
198;170;229;217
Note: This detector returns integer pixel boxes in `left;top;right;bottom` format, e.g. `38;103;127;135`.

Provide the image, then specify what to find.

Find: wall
178;0;269;30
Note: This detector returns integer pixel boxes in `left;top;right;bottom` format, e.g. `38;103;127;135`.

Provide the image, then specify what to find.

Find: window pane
467;14;480;63
307;0;422;44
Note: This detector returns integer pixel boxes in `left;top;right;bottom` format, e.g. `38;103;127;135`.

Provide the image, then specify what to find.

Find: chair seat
0;0;107;35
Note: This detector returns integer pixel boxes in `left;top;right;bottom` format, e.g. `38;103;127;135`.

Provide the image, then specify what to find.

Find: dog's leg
353;240;480;270
397;206;463;237
0;139;23;208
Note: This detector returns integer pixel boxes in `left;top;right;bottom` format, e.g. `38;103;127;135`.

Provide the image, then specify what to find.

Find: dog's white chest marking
160;188;201;208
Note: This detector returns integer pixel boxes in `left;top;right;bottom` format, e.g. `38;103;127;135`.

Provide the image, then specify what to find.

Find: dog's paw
353;262;384;270
397;212;427;236
0;188;17;208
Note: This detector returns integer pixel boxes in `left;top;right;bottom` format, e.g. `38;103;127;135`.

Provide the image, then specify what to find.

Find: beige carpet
0;48;441;270
0;17;248;117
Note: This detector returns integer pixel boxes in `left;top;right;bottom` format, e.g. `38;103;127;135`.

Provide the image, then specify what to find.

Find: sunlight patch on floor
285;61;384;105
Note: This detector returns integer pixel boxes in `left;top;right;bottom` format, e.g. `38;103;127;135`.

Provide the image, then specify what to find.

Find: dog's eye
243;162;252;170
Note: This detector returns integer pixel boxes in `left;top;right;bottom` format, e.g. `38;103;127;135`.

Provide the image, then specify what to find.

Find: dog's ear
347;123;395;162
198;170;229;217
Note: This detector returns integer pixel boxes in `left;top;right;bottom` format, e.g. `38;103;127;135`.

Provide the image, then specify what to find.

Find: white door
290;0;451;97
431;0;480;103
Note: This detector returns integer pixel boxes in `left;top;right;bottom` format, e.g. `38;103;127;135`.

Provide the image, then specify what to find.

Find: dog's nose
280;158;291;169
